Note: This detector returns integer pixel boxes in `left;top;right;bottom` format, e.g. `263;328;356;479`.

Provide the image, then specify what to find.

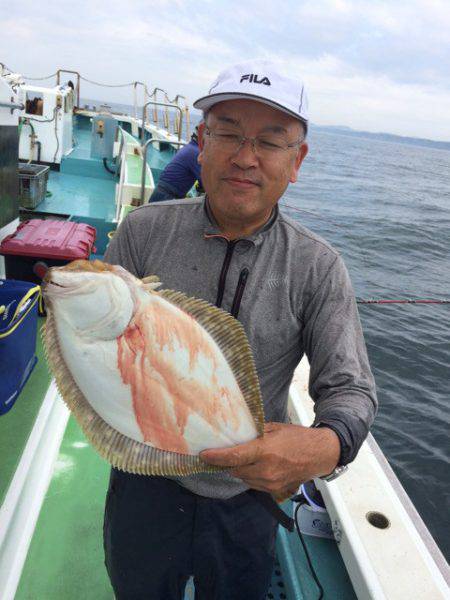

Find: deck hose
102;157;116;175
291;493;324;599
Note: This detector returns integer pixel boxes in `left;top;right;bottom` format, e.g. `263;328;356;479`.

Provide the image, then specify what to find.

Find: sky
1;0;450;141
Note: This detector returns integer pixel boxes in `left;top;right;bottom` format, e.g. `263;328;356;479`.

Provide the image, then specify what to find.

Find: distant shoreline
81;98;450;152
310;124;450;152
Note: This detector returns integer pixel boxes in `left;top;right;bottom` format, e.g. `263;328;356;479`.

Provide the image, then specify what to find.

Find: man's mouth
222;177;261;188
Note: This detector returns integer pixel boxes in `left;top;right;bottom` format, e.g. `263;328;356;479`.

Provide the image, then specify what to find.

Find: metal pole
56;70;81;107
184;106;190;139
133;82;138;120
140;138;186;205
141;100;184;144
0;101;24;111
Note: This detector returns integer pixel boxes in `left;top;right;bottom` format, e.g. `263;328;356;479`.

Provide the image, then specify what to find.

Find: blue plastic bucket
0;279;40;415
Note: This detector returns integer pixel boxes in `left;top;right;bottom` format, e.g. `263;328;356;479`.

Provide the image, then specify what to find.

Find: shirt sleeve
301;254;378;465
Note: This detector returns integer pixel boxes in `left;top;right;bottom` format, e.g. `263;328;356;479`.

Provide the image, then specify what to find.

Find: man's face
198;99;308;233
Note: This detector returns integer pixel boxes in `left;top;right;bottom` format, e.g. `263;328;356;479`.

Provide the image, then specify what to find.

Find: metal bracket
0;99;25;114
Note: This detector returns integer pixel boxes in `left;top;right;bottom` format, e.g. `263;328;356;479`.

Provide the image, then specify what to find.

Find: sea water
283;130;450;561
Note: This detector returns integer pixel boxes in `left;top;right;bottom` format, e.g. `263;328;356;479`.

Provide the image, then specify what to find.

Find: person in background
149;125;203;202
104;60;377;600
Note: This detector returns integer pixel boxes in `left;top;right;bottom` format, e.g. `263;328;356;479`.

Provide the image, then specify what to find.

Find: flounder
42;260;264;476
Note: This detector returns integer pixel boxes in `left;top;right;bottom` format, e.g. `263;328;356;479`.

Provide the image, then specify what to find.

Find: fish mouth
42;278;80;299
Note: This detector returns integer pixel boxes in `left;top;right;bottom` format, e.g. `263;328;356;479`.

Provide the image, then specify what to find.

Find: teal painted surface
61;156;114;180
276;506;357;600
68;126;92;160
38;171;116;221
15;417;114;600
146;145;175;168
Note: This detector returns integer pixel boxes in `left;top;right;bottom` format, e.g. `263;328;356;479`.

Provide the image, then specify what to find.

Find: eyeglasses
204;127;304;158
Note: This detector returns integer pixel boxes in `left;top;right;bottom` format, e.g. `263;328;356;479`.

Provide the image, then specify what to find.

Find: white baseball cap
194;60;309;132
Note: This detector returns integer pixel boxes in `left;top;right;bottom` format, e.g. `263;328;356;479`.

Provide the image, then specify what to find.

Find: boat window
25;92;44;116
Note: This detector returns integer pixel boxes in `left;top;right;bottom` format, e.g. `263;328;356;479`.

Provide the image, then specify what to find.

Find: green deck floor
15;417;114;600
0;318;51;506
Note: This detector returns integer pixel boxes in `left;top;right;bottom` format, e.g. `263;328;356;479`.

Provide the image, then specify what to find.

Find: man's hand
199;423;341;498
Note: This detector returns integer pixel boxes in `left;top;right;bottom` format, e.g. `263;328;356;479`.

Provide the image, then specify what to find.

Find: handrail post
153;92;158;124
133;82;138;120
141;100;184;144
185;106;190;139
56;69;81;108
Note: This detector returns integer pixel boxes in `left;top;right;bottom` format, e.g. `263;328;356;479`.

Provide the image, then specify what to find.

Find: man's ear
289;142;308;184
197;121;206;162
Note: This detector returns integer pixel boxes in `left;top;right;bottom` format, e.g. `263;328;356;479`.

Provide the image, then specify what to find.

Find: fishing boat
0;64;449;600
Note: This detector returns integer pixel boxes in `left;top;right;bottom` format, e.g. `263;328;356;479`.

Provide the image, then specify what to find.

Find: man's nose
231;138;259;168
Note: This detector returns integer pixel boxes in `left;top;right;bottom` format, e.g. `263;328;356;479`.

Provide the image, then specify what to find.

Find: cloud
1;0;449;140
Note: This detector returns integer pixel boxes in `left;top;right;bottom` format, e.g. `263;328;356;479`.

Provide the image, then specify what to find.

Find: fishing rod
357;299;450;305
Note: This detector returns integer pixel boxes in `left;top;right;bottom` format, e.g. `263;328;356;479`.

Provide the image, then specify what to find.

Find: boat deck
34;172;116;221
20;113;177;253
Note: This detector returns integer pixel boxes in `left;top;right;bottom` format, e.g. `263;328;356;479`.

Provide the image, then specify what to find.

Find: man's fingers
200;439;262;467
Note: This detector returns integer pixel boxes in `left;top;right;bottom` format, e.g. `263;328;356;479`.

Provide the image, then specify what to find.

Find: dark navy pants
103;469;278;600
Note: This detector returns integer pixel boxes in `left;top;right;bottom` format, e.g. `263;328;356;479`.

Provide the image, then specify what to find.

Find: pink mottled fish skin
117;297;244;455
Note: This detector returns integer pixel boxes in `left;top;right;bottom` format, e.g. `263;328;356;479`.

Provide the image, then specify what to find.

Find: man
149;126;203;202
103;60;377;600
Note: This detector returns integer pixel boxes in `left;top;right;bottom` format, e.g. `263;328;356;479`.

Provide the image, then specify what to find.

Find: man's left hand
199;422;341;498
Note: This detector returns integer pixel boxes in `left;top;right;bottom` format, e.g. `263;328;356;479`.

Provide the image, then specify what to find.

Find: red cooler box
0;220;97;283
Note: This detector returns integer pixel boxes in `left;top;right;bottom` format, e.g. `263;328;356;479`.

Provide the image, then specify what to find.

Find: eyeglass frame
203;126;305;157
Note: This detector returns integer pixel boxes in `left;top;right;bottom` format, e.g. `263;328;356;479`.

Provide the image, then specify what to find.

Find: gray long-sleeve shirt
104;196;377;499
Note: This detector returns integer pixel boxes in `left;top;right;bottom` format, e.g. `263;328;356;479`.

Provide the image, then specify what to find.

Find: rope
357;299;450;305
23;72;58;81
79;75;136;88
2;65;183;112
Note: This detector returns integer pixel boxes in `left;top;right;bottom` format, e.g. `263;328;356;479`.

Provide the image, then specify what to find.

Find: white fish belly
55;320;145;443
116;291;259;455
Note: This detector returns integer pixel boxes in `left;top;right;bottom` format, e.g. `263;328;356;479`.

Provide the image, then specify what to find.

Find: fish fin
158;289;265;434
43;308;221;476
141;274;161;291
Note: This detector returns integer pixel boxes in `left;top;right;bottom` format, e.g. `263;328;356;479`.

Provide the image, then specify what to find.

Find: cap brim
193;92;308;129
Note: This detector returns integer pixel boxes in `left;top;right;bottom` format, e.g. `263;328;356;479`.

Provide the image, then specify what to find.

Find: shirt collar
202;196;279;246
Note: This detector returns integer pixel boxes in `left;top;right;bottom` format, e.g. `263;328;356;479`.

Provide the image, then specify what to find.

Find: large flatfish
42;260;264;476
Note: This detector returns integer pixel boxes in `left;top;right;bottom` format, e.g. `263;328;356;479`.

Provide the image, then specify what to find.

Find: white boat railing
289;357;450;599
114;127;155;221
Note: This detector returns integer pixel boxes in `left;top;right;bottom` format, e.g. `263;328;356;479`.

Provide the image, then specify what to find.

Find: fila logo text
240;74;271;85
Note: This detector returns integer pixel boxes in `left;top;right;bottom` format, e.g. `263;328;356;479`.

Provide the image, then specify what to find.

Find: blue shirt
158;140;202;196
